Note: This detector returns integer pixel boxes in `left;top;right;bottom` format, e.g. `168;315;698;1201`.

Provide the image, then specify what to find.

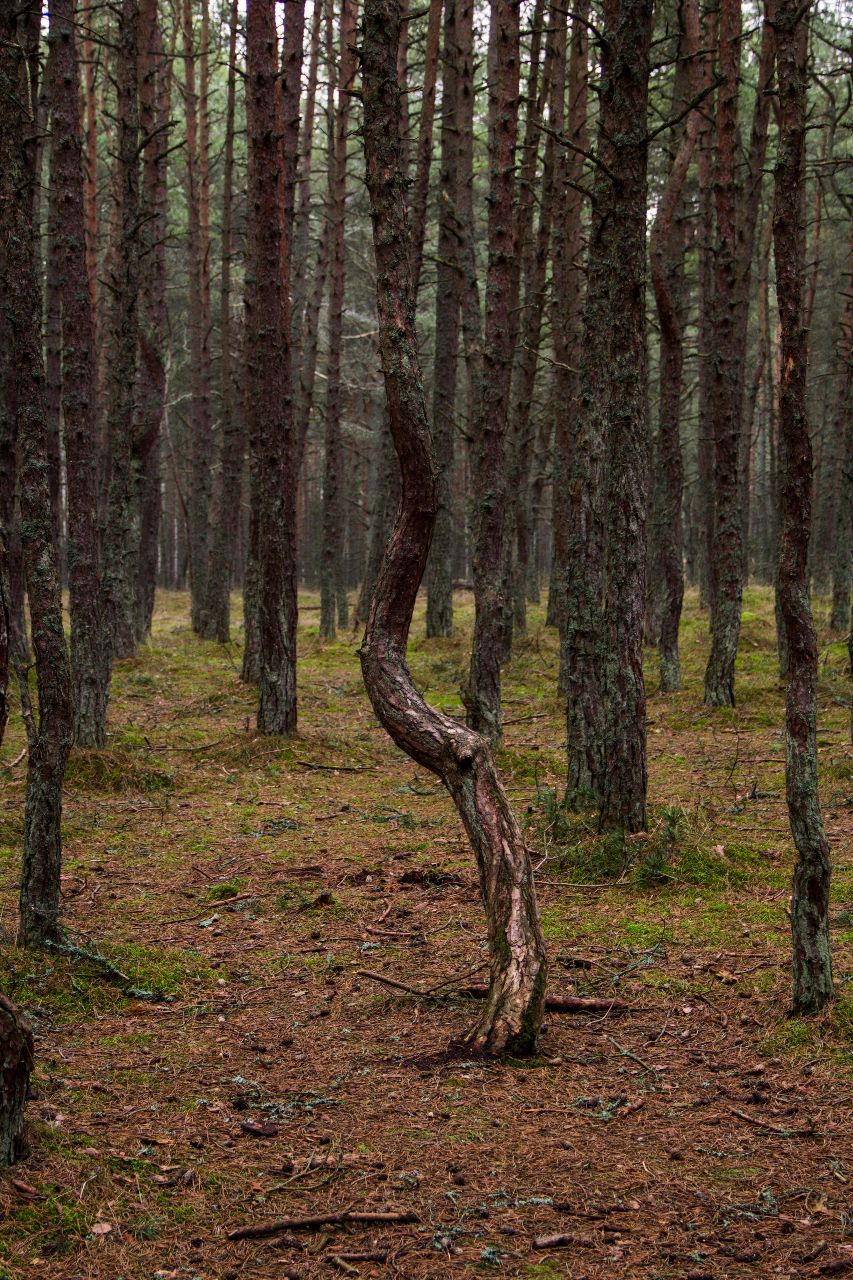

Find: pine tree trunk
183;0;213;634
829;211;853;635
202;0;242;643
409;0;442;298
47;0;109;747
0;994;33;1166
773;0;833;1015
549;0;586;688
1;1;74;949
464;0;520;744
321;0;358;640
563;0;652;830
425;0;462;640
135;0;169;644
102;0;142;663
361;0;547;1054
648;0;701;694
246;0;298;735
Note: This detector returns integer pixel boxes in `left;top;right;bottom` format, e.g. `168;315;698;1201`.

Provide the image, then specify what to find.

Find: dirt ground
1;586;851;1280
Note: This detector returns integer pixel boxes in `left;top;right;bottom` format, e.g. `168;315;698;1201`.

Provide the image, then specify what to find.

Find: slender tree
463;0;520;743
648;0;702;692
0;0;74;948
320;0;358;639
425;0;462;639
360;0;547;1053
184;0;214;633
201;0;242;643
47;0;108;745
101;0;142;662
135;0;170;642
246;0;298;735
773;0;833;1013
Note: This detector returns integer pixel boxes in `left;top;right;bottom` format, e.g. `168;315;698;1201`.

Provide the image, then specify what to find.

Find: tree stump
0;993;34;1165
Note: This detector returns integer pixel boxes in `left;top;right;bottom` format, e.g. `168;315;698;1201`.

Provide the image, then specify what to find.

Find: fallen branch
728;1106;818;1138
228;1209;419;1240
296;760;375;773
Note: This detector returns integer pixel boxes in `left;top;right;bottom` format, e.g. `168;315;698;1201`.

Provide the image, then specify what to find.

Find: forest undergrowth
0;586;851;1279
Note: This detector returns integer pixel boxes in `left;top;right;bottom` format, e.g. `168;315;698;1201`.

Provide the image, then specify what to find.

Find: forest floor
0;586;852;1280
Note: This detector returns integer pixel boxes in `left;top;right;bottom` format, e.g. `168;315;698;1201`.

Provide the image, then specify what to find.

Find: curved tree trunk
360;0;547;1056
773;0;833;1015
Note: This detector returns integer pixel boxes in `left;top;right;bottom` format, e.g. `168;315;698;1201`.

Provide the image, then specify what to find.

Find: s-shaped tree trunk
360;0;547;1056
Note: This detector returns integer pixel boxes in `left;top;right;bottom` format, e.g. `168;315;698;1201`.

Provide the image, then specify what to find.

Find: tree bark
773;0;833;1015
562;0;651;830
183;0;214;634
47;0;109;746
463;0;520;743
425;0;462;640
409;0;442;298
360;0;547;1054
320;0;358;640
829;210;853;635
0;995;33;1167
549;0;587;686
246;0;298;735
201;0;241;643
648;0;702;693
101;0;142;663
0;0;74;949
135;0;170;643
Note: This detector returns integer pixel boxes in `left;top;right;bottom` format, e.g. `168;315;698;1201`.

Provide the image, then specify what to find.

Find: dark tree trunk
47;0;108;746
504;0;550;640
135;0;169;644
102;0;142;663
360;0;547;1054
549;0;587;683
44;186;63;562
320;0;358;640
773;0;833;1014
695;11;717;614
648;0;702;693
0;995;33;1166
201;0;241;643
563;0;652;831
463;0;520;744
829;212;853;635
425;0;462;640
353;412;398;628
184;0;213;634
409;0;442;298
0;1;74;949
246;0;298;735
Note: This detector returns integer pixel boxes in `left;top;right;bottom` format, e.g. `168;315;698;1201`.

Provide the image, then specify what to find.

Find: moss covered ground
0;585;851;1278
